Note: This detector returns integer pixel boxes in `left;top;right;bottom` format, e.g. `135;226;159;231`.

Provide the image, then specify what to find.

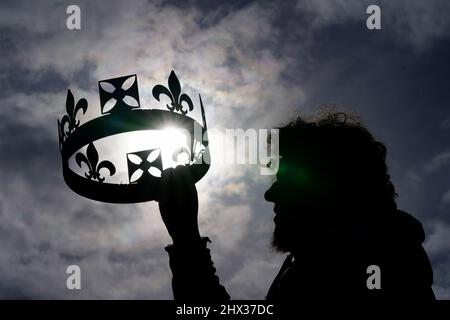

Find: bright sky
0;0;450;299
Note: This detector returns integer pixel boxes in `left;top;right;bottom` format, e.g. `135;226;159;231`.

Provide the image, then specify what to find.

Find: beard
272;222;295;253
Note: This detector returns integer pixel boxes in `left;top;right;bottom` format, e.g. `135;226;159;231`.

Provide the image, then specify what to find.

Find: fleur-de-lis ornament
152;70;194;115
75;143;116;182
60;89;88;136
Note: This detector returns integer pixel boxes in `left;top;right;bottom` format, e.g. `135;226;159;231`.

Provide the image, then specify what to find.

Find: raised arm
157;165;230;301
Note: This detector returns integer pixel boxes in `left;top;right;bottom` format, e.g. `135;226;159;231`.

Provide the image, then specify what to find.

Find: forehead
276;155;314;178
276;157;292;178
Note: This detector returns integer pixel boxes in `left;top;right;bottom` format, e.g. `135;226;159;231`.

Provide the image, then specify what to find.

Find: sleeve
164;236;231;301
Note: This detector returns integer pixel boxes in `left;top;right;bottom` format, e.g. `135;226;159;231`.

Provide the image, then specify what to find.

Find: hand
157;165;201;244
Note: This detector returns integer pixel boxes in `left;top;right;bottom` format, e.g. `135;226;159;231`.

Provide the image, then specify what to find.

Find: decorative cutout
152;70;194;114
99;74;140;114
171;141;205;165
127;149;163;184
75;143;116;182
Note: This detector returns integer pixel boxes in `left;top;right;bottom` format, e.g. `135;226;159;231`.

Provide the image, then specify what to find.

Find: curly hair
278;110;397;212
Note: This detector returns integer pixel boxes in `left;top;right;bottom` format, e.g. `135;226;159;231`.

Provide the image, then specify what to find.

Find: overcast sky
0;0;450;299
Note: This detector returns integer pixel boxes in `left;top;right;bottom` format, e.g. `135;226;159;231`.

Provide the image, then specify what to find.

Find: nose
264;182;276;202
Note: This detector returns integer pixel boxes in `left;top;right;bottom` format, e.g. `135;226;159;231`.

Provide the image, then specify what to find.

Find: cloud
441;116;450;130
424;221;450;298
443;190;450;205
425;151;450;173
227;258;281;299
425;222;450;255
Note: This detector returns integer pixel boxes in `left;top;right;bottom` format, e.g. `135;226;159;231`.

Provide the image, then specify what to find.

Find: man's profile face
264;156;324;252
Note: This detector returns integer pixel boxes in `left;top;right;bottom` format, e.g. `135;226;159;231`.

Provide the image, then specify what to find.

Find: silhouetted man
157;112;435;301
